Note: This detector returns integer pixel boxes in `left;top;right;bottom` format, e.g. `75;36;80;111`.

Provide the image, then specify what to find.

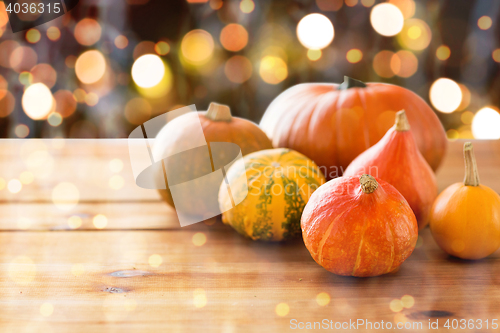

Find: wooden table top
0;139;499;332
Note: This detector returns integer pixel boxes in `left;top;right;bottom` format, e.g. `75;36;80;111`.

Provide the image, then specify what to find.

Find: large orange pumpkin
260;76;447;179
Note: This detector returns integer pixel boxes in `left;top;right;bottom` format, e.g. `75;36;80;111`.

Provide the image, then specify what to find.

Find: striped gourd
219;148;325;241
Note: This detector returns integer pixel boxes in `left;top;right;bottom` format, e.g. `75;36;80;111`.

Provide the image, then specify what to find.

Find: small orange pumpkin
430;142;500;260
301;174;418;277
260;76;447;178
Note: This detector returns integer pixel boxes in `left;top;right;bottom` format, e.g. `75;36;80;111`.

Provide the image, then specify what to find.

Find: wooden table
0;139;499;332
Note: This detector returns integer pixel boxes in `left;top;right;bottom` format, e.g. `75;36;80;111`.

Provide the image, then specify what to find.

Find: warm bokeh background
0;0;499;139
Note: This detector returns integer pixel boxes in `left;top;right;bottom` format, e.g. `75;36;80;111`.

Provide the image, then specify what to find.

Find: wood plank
0;228;499;332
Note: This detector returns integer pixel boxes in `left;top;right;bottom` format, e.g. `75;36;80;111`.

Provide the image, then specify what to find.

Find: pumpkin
259;76;447;179
429;142;500;260
301;174;418;277
153;102;273;217
219;148;325;241
344;110;437;230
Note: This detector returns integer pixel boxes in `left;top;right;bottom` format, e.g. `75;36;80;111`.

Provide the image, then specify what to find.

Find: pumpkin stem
206;102;232;122
463;142;480;186
338;76;367;90
395;110;410;132
359;174;378;194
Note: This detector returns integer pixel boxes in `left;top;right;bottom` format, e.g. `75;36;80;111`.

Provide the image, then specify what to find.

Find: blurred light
132;54;165;88
345;0;358;7
275;303;289;316
26;29;41;43
109;175;124;190
316;0;343;11
346;49;363;63
478;16;492;30
65;55;77;68
220;24;248;52
114;35;129;49
398;19;432;51
22;83;53;120
390;299;403;312
361;0;375;7
297;14;334;49
133;41;156;59
192;232;207;246
155;41;170;55
187;0;209;2
225;55;253;83
401;295;415;308
31;63;57;88
149;254;162;267
0;178;5;190
240;0;255;13
0;40;20;68
181;29;215;65
71;263;85;275
9;256;36;285
10;46;38;73
0;90;15;117
15;124;29;138
461;111;474;125
388;0;415;19
193;288;207;308
316;292;330;306
47;26;61;41
93;214;108;229
209;0;222;10
370;3;404;37
73;88;87;103
259;56;288;84
74;18;102;46
436;45;451;61
493;49;500;63
85;92;99;106
40;303;54;317
75;50;106;84
457;84;471;111
68;215;82;229
0;74;6;99
54;90;77;118
52;182;79;210
392;50;418;78
8;179;22;193
447;129;459;140
0;2;8;27
47;112;63;126
307;49;322;61
472;107;500;139
373;50;395;78
109;159;124;173
430;78;462;113
20;171;34;184
125;97;152;125
19;71;33;86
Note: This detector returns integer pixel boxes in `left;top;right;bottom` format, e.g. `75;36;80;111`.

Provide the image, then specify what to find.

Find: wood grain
0;139;499;332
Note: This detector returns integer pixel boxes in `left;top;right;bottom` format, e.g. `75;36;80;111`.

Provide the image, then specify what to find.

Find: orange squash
430;142;500;260
301;174;418;277
153;103;273;216
344;111;437;229
260;76;447;178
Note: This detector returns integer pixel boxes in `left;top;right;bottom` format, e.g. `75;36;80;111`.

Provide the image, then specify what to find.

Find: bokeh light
388;0;415;19
316;0;343;11
472;107;500;139
457;84;471;111
20;171;34;184
0;90;15;118
47;26;61;41
125;97;152;125
68;215;82;229
478;16;492;30
132;54;165;88
240;0;255;13
109;158;124;173
370;3;404;37
149;254;162;267
22;83;53;120
193;288;207;308
93;214;108;229
373;50;395;78
26;29;41;43
0;2;8;27
224;55;253;83
48;112;63;126
0;40;19;68
398;19;432;51
15;124;29;138
10;46;38;72
220;24;248;52
430;78;462;113
275;303;290;316
346;49;363;63
492;49;500;62
316;292;330;306
389;299;403;312
436;45;451;61
8;256;36;285
307;49;322;61
155;41;170;55
31;63;57;88
391;50;418;78
8;179;22;193
54;90;77;118
401;295;415;308
74;18;102;46
192;232;207;246
109;175;124;190
40;303;54;317
181;29;215;65
114;35;129;49
52;182;80;210
297;14;334;49
259;56;288;84
75;50;106;84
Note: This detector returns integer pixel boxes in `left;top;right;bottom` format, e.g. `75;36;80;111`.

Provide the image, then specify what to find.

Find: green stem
338;76;367;90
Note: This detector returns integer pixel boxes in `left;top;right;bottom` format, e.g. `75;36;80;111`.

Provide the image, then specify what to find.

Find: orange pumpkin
430;142;500;260
153;102;273;216
260;76;447;179
301;174;418;277
344;111;437;229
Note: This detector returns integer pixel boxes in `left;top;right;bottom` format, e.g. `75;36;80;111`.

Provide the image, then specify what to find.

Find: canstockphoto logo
3;0;79;33
128;105;248;227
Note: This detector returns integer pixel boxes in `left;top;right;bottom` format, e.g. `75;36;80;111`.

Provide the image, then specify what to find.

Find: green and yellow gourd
219;148;325;241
